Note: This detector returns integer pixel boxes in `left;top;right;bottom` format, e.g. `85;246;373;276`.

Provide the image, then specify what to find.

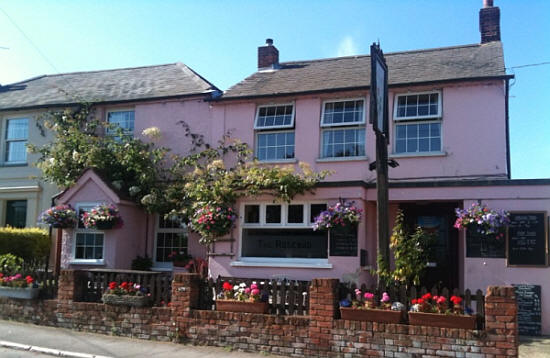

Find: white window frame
71;202;105;265
153;214;188;270
320;126;366;159
254;103;295;130
236;201;331;267
394;120;443;155
106;109;135;136
255;130;296;162
393;91;442;121
4;117;29;164
320;98;366;127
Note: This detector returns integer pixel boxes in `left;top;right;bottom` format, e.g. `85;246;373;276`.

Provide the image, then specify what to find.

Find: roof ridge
281;43;485;65
6;63;180;85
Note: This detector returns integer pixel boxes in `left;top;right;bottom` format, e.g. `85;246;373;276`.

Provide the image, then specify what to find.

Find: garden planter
172;261;188;268
216;300;269;314
340;307;403;323
0;286;40;300
102;294;152;307
408;312;477;329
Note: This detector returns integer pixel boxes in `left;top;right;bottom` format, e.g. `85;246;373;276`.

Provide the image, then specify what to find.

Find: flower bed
339;290;405;323
0;273;38;299
102;281;151;307
408;293;476;329
215;281;268;313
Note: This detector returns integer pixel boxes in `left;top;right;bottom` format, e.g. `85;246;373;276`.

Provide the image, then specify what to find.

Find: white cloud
336;36;359;57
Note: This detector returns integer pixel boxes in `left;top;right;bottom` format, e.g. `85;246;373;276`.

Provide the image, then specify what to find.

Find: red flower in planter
108;281;117;290
25;276;33;285
222;282;233;291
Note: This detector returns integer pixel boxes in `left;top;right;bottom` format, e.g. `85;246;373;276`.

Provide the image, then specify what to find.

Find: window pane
6;141;27;162
242;228;328;258
431;138;441;151
266;205;281;223
395;122;441;153
395;139;406;153
107;111;134;133
6;119;28;139
256;105;293;128
244;205;260;223
321;128;364;158
288;205;304;224
419;138;430;152
256;132;294;161
395;93;440;119
6;200;27;228
322;100;364;125
310;204;327;223
419;124;430;137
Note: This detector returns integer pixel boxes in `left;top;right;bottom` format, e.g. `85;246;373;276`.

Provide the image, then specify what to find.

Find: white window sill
389;151;446;159
230;260;332;269
257;159;297;164
316;156;368;163
151;266;173;272
69;260;105;266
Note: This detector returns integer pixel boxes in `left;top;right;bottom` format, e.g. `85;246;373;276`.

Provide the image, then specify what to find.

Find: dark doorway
400;202;459;289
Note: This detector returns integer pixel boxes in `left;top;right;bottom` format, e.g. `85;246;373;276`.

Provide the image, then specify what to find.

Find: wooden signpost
369;43;391;278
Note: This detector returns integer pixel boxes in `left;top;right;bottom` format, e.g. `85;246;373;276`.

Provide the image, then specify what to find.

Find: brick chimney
479;0;501;43
258;38;279;69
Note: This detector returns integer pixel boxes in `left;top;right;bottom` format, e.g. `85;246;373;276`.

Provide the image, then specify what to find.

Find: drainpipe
505;78;511;179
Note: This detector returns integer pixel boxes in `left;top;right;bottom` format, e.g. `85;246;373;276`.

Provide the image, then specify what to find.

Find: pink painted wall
212;81;507;182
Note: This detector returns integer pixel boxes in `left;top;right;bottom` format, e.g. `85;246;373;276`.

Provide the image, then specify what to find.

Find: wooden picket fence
199;276;310;316
339;282;485;327
79;269;172;306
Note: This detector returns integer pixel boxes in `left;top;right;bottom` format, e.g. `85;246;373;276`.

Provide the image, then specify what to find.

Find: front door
400;202;459;289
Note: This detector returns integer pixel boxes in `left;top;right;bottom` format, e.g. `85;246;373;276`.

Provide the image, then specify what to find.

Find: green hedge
0;227;50;262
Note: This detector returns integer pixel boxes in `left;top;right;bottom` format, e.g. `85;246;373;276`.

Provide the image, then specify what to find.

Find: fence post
57;269;85;302
171;273;200;342
484;286;518;358
308;278;338;356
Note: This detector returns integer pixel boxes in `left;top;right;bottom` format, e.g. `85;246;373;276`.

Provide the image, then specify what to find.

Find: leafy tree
374;210;435;287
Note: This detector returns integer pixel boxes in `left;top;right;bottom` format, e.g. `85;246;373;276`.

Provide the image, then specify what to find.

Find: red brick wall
0;271;518;358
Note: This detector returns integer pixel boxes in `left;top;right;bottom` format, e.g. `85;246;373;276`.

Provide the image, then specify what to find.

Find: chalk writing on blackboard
513;284;542;336
507;212;547;266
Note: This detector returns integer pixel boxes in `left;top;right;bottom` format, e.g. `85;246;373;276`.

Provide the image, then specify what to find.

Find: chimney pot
258;38;279;69
479;1;501;43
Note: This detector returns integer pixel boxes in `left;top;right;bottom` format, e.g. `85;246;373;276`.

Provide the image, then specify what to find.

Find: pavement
519;335;550;358
0;320;270;358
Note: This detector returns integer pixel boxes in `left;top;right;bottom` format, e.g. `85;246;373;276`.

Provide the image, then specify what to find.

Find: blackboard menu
514;284;542;336
507;212;548;266
466;228;506;258
330;226;358;256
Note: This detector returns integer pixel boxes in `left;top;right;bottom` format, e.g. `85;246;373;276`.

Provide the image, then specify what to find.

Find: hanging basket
95;221;116;230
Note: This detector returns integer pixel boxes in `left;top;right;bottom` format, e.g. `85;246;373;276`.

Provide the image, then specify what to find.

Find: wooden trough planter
408;312;477;329
0;286;40;300
102;294;152;308
340;307;404;323
216;300;269;314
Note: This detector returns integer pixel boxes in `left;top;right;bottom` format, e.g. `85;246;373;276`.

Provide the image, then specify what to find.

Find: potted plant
339;290;404;323
454;203;510;240
102;281;152;307
0;273;39;299
216;281;268;314
190;205;237;244
38;205;78;228
167;251;192;268
408;293;476;329
313;199;363;231
82;203;123;230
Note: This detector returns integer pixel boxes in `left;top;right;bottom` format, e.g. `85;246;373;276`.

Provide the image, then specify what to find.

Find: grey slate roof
223;42;508;99
0;63;219;111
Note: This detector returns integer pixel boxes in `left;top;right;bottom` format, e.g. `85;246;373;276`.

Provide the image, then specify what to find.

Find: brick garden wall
0;270;518;358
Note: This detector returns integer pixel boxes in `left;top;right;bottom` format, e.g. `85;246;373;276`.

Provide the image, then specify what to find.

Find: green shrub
0;253;24;275
0;227;50;263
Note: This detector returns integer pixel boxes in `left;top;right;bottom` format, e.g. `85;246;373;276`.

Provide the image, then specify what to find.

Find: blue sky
1;0;548;179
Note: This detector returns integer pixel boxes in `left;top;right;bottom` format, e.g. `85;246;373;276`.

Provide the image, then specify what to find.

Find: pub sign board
370;43;389;139
507;212;548;267
513;284;542;336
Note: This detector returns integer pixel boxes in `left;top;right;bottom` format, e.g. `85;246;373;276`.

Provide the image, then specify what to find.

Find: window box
408;312;477;329
340;307;403;323
102;293;152;307
0;286;40;300
216;300;269;314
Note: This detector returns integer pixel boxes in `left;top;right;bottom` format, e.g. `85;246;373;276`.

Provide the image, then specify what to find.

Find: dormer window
320;99;366;159
255;104;295;162
393;91;442;154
